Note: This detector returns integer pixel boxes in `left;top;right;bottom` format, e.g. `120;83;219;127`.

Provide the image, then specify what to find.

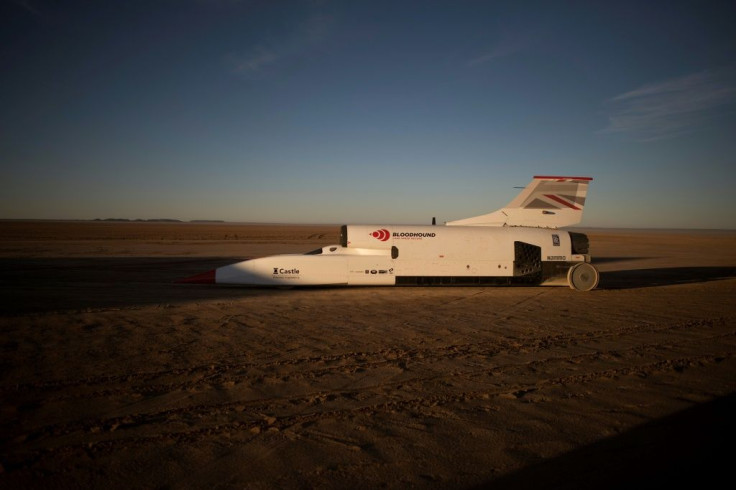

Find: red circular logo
370;229;390;241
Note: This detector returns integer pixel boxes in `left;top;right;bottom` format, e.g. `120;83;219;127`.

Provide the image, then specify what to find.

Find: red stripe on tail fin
544;194;581;210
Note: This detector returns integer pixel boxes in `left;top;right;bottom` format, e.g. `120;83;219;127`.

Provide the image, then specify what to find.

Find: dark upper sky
2;0;735;227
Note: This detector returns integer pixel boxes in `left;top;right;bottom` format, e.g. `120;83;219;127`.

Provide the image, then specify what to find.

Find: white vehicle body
179;176;599;290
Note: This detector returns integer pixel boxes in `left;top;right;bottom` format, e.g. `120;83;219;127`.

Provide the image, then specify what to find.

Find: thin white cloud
601;70;736;141
227;47;279;77
467;42;524;67
467;28;530;67
301;13;331;44
11;0;41;16
226;13;333;79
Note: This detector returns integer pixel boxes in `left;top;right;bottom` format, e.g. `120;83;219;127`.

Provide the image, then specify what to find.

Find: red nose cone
176;269;216;284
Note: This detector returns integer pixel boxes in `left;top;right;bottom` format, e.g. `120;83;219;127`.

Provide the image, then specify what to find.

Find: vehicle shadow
468;392;735;490
2;259;733;314
0;257;286;315
599;266;736;289
592;256;653;264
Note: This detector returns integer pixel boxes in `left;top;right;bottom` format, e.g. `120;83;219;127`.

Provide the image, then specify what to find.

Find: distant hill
93;218;183;222
91;218;227;223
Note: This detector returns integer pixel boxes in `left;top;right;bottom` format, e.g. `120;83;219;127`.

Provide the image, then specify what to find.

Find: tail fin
446;176;592;228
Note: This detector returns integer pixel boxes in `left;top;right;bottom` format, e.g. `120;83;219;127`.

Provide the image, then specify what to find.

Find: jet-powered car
178;176;599;290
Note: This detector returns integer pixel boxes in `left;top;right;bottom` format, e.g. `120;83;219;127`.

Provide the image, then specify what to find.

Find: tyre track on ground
7;349;732;472
3;317;728;400
7;325;734;467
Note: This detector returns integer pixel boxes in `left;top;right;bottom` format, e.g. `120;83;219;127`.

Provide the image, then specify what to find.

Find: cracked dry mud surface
0;222;734;489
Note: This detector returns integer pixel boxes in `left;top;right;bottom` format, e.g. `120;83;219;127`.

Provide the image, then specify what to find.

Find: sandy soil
1;221;734;489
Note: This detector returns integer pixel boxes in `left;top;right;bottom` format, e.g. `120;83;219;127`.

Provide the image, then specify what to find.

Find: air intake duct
340;225;348;247
568;232;589;255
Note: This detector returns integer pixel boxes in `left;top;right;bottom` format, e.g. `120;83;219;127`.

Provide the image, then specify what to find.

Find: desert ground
1;221;734;489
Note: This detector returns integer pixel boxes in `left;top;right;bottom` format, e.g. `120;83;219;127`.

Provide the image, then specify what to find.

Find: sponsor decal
552;234;560;246
370;229;391;241
393;232;436;239
272;267;300;275
370;229;437;241
364;268;394;275
546;256;566;261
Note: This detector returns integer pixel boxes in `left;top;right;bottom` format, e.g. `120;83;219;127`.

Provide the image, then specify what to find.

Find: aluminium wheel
567;263;599;291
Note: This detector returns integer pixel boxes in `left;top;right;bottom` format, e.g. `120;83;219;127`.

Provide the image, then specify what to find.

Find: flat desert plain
1;221;735;489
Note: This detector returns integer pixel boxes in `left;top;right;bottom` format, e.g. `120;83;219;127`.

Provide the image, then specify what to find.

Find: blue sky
2;0;735;228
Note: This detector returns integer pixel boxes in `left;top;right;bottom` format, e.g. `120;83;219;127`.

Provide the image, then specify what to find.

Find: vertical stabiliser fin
446;176;593;228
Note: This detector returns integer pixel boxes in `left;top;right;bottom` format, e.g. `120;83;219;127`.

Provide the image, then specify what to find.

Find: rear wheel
567;263;599;291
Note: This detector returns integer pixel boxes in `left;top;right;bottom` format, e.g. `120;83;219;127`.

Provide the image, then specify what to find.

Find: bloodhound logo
370;229;391;241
